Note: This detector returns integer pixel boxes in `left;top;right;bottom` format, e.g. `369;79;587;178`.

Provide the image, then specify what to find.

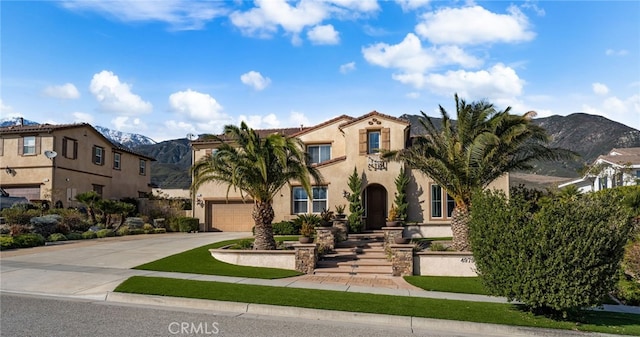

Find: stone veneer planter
210;246;296;270
414;251;477;277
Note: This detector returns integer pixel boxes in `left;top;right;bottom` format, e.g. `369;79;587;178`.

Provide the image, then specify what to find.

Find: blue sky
1;0;639;142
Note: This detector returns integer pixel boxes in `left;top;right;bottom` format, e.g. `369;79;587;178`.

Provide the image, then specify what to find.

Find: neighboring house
190;111;509;233
0;122;155;208
559;147;640;193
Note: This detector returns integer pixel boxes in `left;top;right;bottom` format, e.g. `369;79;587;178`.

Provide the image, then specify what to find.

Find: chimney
19;117;24;126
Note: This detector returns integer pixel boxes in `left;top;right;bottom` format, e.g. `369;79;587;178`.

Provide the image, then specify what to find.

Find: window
636;170;640;178
139;159;146;175
431;184;455;219
368;131;380;154
312;187;328;213
93;146;104;165
23;136;36;155
431;185;442;218
292;187;308;214
292;186;328;214
113;152;121;170
92;184;103;196
62;137;78;159
307;144;331;164
598;176;608;190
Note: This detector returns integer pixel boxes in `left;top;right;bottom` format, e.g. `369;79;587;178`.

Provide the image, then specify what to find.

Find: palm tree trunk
451;204;470;251
252;201;277;250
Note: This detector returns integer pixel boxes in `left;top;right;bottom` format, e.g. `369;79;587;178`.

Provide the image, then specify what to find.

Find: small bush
176;217;199;232
9;224;30;236
96;229;115;238
48;233;68;242
1;208;40;226
429;242;449;251
48;208;88;232
0;235;15;250
117;226;130;236
82;231;97;239
229;239;253;250
13;233;46;248
615;275;640;306
29;214;61;237
154;228;166;234
128;228;145;235
142;223;154;234
66;232;83;240
272;221;297;235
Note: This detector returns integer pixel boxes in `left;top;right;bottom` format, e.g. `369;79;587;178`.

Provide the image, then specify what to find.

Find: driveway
0;232;249;299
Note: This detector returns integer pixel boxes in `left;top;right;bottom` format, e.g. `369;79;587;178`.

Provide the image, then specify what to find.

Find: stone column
382;227;404;256
333;219;348;242
390;244;414;276
315;227;336;254
294;244;317;274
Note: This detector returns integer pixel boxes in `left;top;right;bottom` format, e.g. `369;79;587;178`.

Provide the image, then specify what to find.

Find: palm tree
75;191;101;225
191;122;322;250
384;94;573;251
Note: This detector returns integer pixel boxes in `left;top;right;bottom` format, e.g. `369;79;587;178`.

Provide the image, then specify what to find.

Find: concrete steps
314;232;391;276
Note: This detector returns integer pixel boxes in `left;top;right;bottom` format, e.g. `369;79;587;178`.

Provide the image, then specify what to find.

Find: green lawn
134;237;303;279
404;276;489;295
115;276;640;336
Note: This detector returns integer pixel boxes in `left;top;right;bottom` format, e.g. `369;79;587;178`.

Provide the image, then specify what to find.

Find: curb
105;292;620;337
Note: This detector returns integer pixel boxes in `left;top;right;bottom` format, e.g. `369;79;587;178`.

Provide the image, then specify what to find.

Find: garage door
2;186;41;201
209;202;254;232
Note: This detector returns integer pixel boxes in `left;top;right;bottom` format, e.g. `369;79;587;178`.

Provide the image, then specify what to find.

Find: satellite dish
44;150;57;159
186;133;196;141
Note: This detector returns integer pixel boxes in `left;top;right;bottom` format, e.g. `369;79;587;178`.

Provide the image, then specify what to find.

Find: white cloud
339;62;356;74
592;82;609;95
72;112;94;124
168;89;230;123
0;99;20;116
289;111;310;127
89;70;152;115
422;63;525;100
415;5;535;45
395;0;431;12
230;0;377;42
111;116;146;132
240;71;272;91
581;94;640;129
238;113;281;129
605;49;629;56
60;0;226;30
43;83;80;99
406;92;420;99
307;24;340;45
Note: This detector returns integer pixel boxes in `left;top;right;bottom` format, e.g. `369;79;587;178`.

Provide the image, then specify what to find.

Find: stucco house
558;147;640;193
0;122;155;208
190;111;509;235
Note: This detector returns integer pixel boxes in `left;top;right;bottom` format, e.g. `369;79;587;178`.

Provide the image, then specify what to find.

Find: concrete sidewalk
2;232;638;316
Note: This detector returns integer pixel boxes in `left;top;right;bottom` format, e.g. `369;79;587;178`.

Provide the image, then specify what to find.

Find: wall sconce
342;190;350;199
196;194;204;207
4;167;16;176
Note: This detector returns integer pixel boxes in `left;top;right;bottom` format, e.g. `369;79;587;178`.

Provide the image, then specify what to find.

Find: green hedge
13;233;46;248
171;217;199;232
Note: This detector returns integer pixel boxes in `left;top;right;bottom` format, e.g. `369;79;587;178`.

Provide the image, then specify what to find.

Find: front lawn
115;276;640;336
134;237;302;279
404;276;488;295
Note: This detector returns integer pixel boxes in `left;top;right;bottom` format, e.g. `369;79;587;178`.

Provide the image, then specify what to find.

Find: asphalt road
1;293;526;337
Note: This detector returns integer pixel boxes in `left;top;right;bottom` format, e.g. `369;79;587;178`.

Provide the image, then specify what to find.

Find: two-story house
0;122;155;208
190;111;509;234
559;147;640;193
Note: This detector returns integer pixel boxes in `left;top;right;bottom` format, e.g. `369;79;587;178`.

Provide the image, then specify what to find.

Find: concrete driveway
0;232;249;300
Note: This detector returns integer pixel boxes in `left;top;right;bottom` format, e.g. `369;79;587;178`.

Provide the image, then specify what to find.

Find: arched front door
365;184;387;230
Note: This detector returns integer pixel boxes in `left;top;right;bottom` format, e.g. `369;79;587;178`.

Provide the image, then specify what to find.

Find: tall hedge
470;189;632;316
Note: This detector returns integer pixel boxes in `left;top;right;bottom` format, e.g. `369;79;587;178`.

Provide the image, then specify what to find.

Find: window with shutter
381;128;390;150
359;129;367;155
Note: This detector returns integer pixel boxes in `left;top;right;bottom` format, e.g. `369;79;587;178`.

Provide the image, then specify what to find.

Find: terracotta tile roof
0;123;155;161
338;111;410;129
596;147;640;166
191;127;310;144
291;115;353;137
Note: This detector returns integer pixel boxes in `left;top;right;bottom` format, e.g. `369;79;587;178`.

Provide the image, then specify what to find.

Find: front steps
314;231;392;276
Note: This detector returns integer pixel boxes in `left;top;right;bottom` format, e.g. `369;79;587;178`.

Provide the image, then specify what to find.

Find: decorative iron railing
368;155;387;171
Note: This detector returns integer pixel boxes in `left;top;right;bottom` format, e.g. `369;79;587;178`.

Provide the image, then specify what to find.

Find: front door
365;184;387;230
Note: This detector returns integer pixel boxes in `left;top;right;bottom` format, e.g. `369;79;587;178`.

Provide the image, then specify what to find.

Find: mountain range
2;113;639;189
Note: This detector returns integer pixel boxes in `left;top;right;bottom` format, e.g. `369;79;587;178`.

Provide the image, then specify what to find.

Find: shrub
429;242;449;251
470;189;632;316
153;228;166;234
48;208;89;232
230;239;253;250
48;233;68;242
82;231;97;239
615;275;640;306
9;224;30;236
1;208;40;226
96;229;115;238
0;235;15;250
272;221;297;235
128;228;145;235
29;214;62;238
175;217;199;232
142;223;154;234
117;226;130;236
13;233;46;248
66;232;83;240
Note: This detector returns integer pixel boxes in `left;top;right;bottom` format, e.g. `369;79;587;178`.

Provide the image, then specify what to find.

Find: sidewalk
2;233;638;316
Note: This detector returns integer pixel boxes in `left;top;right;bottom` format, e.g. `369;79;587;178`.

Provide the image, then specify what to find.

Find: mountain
0;117;39;127
94;125;156;148
131;139;192;189
400;112;640;178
